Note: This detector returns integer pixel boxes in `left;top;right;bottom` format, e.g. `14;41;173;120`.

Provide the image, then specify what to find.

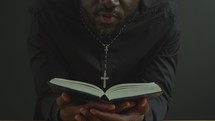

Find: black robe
28;0;181;121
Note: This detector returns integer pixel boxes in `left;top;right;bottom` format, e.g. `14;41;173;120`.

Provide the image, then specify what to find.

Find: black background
0;0;215;120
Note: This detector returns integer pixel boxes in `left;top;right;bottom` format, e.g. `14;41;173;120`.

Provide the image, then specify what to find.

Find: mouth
97;12;118;24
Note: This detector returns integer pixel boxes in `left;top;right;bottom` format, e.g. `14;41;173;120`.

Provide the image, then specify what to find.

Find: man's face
81;0;140;39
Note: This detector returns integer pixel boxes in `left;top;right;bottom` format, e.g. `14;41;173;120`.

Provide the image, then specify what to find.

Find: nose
99;0;120;8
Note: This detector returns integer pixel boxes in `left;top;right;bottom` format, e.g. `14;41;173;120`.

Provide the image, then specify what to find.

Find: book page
50;78;104;97
105;82;162;101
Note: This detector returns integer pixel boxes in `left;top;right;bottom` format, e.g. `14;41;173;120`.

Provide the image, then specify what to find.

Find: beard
81;6;124;43
96;24;115;42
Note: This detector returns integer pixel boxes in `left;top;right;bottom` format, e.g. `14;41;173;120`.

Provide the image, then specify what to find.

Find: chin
95;24;115;39
97;24;115;33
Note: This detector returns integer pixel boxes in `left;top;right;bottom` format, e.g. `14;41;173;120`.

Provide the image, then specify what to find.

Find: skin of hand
57;92;116;121
57;92;149;121
77;98;149;121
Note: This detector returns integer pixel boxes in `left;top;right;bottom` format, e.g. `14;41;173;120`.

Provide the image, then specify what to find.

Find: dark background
0;0;215;120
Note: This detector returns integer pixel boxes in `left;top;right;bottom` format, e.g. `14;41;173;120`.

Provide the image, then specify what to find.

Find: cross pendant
100;70;109;88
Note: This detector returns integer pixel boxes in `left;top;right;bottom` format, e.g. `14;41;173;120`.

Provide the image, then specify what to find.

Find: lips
97;13;118;24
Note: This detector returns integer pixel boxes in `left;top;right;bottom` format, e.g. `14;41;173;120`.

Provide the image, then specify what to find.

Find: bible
48;78;163;103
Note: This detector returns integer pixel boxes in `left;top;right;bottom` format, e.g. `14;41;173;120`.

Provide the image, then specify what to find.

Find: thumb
136;98;149;114
56;92;72;109
61;91;72;103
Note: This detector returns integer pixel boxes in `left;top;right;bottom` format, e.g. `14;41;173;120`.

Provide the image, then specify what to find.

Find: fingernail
90;109;96;115
80;108;86;115
108;105;116;110
125;102;130;107
62;92;70;102
75;115;80;121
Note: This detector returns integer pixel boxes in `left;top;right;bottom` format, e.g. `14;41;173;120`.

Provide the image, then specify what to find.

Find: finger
113;101;136;113
86;101;115;111
80;108;101;121
75;114;87;121
90;108;120;121
62;91;72;103
56;92;72;109
129;101;136;108
137;98;147;108
134;98;149;114
137;98;147;106
56;96;67;109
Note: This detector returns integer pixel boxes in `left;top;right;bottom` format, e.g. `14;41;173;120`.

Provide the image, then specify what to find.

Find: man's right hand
56;92;116;121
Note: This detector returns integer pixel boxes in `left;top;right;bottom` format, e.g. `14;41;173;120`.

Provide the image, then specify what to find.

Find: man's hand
56;92;116;121
78;98;149;121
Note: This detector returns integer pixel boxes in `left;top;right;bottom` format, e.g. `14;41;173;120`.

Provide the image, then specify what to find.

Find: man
28;0;180;121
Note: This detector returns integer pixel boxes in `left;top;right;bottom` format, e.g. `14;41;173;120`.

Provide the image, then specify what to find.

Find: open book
48;78;163;102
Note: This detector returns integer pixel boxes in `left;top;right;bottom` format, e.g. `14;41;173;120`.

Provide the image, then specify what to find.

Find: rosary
80;7;136;88
96;35;124;89
100;44;110;88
